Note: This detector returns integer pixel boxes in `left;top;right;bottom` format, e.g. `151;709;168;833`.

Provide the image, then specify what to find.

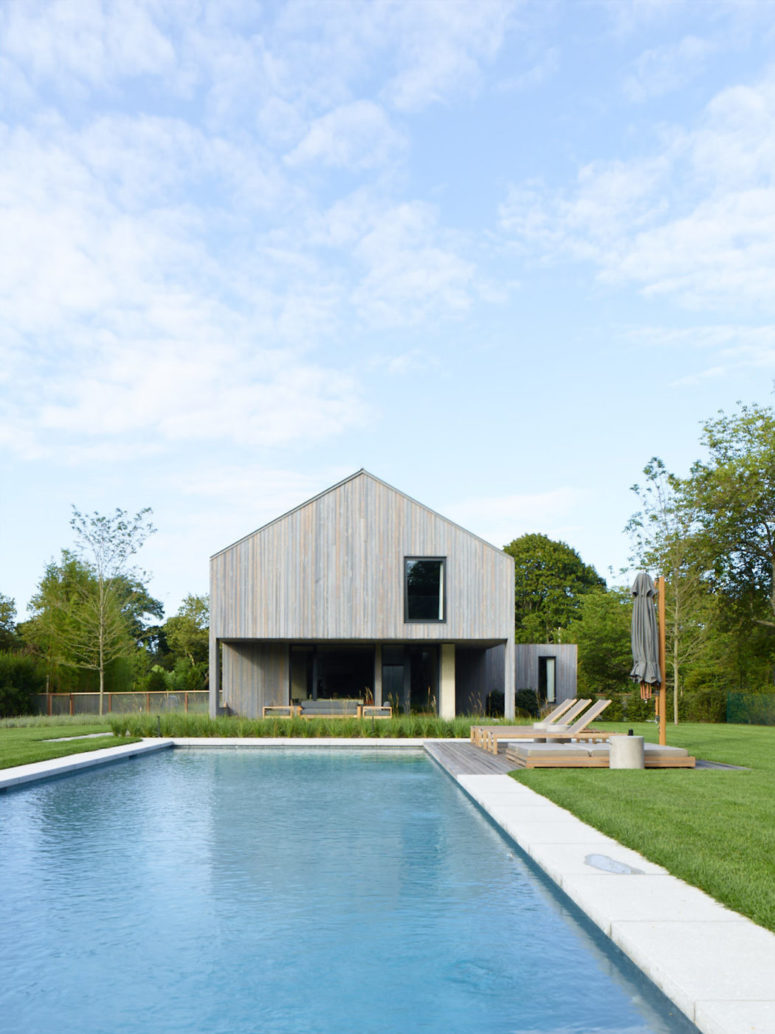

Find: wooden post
657;575;667;746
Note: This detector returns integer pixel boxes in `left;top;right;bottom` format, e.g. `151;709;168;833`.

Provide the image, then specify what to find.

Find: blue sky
2;0;775;619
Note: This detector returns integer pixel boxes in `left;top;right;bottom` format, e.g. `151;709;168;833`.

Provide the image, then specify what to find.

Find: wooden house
209;470;516;718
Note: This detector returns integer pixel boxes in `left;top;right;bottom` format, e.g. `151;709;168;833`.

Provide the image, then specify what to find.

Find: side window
405;557;446;622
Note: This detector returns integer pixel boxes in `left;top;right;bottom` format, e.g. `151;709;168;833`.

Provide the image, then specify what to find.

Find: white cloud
499;69;775;314
624;35;716;101
628;323;775;384
382;0;516;111
0;0;177;90
285;100;404;170
351;201;477;325
498;48;559;93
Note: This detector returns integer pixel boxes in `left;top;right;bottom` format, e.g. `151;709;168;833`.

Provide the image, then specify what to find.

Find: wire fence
726;693;775;726
36;691;210;717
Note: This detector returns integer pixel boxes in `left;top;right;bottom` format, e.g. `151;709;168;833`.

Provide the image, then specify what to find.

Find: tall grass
110;712;478;739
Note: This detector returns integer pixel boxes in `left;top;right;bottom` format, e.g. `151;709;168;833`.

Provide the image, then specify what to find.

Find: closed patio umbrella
630;572;660;700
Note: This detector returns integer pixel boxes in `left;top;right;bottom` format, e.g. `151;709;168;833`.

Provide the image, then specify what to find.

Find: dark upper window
405;557;446;622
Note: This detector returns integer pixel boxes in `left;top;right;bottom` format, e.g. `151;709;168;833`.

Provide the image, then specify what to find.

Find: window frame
404;556;447;623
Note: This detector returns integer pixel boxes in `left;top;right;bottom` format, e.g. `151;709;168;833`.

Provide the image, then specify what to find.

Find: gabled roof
211;468;509;560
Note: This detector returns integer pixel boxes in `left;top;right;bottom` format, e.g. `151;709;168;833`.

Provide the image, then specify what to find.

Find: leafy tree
564;588;632;696
164;594;209;667
683;403;775;629
113;576;164;648
28;508;156;713
0;593;18;651
504;533;606;642
26;554;95;693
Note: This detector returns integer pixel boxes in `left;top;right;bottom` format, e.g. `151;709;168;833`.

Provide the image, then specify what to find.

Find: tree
0;593;17;651
27;552;129;697
564;588;632;696
503;533;606;642
683;403;775;627
164;594;209;667
30;508;156;713
626;457;710;723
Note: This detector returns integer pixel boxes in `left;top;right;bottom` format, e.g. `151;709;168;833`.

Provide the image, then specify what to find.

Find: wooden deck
424;740;514;776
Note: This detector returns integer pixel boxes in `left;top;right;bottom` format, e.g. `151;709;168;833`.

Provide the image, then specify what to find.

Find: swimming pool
0;749;698;1033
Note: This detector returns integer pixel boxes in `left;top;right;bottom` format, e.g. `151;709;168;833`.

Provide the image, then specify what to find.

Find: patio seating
480;698;612;755
263;700;393;719
470;698;588;748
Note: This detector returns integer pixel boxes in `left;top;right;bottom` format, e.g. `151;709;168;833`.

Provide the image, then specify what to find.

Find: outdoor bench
262;700;392;719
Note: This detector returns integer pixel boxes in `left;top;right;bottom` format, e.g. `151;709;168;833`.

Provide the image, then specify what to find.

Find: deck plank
424;740;513;776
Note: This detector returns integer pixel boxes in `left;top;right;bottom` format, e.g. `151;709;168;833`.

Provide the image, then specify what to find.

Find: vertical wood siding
514;643;578;702
222;642;288;718
210;472;514;644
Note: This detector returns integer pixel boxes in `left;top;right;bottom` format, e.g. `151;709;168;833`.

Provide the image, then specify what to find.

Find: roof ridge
210;469;509;559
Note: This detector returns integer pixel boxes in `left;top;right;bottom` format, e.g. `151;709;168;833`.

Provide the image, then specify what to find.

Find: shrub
485;690;504;717
680;687;727;723
726;692;775;726
514;688;540;718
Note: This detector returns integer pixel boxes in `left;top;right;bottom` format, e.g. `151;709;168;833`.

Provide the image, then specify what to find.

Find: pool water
0;750;698;1034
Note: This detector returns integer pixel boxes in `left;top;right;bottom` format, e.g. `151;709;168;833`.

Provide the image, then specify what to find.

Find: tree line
506;401;775;722
0;507;207;716
3;400;774;720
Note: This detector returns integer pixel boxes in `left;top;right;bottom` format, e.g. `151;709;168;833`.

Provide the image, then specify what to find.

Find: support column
209;638;220;718
374;644;382;706
440;643;456;719
504;638;515;719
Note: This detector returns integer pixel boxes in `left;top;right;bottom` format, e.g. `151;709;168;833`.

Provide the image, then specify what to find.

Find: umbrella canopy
630;572;661;692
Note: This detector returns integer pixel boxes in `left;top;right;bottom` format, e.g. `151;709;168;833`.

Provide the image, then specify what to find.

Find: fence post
146;692;150;713
47;693;52;717
185;692;189;713
108;693;112;713
69;694;74;716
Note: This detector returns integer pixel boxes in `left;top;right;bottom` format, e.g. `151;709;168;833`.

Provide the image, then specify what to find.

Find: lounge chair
470;698;587;748
481;698;612;755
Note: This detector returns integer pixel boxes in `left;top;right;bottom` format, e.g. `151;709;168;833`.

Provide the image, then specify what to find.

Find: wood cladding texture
515;643;578;701
210;472;514;644
222;641;288;718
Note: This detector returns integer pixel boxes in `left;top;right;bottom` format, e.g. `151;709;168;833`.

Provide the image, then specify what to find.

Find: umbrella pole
657;575;667;746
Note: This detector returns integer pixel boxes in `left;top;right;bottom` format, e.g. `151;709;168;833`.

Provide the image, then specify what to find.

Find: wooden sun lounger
481;698;612;755
505;741;696;769
472;698;590;751
470;698;588;748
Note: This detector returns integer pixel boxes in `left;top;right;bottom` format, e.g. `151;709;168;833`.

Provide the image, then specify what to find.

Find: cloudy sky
2;0;775;618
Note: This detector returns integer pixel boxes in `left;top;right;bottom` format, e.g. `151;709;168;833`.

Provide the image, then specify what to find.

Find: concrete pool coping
2;737;773;1034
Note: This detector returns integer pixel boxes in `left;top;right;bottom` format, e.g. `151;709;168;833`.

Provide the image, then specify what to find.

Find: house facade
514;643;578;705
209;470;516;719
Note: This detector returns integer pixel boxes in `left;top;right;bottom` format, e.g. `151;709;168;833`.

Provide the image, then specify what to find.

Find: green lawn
0;716;136;769
511;722;775;933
